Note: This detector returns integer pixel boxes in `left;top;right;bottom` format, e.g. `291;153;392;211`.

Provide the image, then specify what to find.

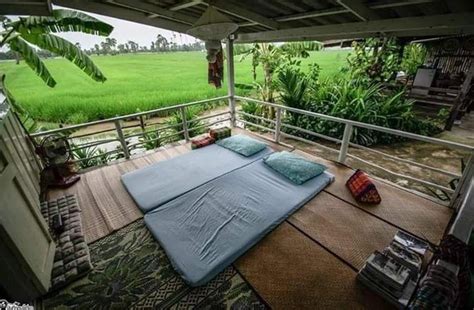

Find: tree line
0;33;204;61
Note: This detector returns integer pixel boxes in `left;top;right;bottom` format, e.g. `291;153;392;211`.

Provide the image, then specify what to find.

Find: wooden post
274;107;282;143
445;60;474;131
180;107;190;142
338;123;353;164
226;36;236;127
114;120;130;159
139;115;145;131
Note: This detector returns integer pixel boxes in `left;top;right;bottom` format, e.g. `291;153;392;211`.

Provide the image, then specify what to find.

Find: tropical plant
71;144;122;169
238;42;318;121
239;42;317;96
127;40;139;53
167;107;206;139
401;43;428;78
277;65;309;124
155;34;169;52
0;9;113;88
274;64;443;146
138;130;162;151
346;37;402;83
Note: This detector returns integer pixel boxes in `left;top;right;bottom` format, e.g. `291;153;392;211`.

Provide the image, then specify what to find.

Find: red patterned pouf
191;136;215;150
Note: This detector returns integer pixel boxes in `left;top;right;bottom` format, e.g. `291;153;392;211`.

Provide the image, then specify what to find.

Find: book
358;271;417;308
393;231;429;256
364;251;411;291
384;240;422;277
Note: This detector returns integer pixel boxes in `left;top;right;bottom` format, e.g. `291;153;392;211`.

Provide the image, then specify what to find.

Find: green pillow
216;134;267;157
264;151;327;185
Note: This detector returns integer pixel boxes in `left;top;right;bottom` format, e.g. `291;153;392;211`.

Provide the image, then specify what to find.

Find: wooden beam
271;0;435;23
237;12;474;43
208;0;280;30
276;8;349;22
112;0;196;25
169;0;203;11
52;0;190;33
370;0;435;9
0;0;52;15
238;27;474;43
336;0;380;21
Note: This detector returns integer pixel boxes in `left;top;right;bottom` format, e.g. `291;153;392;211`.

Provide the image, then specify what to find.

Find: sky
6;5;199;50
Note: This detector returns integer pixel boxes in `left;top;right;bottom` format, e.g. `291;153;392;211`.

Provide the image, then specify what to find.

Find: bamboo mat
288;191;399;270
293;150;453;245
235;223;392;310
48;142;190;243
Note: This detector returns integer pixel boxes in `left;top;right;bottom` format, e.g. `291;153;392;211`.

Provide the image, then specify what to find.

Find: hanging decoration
187;6;238;88
206;40;224;88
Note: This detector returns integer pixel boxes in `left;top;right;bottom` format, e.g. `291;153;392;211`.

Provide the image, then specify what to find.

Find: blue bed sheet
121;144;272;213
144;159;334;286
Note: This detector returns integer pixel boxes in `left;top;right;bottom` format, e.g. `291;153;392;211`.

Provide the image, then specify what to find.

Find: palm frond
10;9;113;36
22;33;107;82
7;36;56;87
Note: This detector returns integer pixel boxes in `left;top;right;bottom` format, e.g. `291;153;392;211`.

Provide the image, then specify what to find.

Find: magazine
384;240;422;276
364;251;411;290
393;231;429;256
358;271;417;308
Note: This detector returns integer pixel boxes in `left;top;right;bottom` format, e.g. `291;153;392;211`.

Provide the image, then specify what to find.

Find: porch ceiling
5;0;474;42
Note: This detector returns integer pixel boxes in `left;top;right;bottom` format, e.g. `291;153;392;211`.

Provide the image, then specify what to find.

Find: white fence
31;95;474;208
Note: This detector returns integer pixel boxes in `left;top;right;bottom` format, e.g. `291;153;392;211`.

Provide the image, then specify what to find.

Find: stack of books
357;231;430;308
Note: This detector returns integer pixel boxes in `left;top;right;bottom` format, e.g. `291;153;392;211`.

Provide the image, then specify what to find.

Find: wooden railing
234;96;474;208
30;95;474;208
31;96;231;166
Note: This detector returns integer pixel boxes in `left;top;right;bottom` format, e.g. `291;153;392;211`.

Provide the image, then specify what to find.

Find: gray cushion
216;134;267;157
264;151;327;185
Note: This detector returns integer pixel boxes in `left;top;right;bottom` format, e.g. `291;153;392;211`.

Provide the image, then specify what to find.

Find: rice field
0;50;349;124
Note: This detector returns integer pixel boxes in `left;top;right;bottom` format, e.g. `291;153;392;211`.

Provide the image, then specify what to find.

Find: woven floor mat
235;222;393;310
47;143;190;244
293;150;452;245
288;191;399;270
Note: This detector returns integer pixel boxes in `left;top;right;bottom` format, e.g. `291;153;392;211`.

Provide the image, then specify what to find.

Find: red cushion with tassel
346;169;381;204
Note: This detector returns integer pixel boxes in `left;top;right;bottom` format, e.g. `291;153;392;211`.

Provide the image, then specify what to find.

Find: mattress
144;159;335;286
121;143;272;213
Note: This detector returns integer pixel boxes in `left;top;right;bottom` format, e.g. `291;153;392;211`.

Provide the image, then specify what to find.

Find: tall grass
0;50;349;124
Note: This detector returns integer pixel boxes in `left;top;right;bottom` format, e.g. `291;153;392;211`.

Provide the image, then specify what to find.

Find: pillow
346;169;381;204
216;134;267;157
263;151;327;185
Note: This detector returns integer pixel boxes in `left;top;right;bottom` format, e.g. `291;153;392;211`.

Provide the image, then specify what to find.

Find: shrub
71;145;110;169
401;43;427;78
138;130;162;151
167;107;206;139
278;74;442;146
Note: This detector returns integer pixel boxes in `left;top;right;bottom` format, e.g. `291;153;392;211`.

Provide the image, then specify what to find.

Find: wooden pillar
225;36;236;127
445;59;474;131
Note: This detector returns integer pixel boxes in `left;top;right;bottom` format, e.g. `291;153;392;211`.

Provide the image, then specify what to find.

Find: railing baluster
114;119;130;159
226;36;236;128
139;115;145;131
180;107;190;142
337;123;353;164
274;107;282;143
450;154;474;209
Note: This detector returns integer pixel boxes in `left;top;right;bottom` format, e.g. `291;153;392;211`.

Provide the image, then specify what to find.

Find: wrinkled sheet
144;160;335;286
121;144;272;213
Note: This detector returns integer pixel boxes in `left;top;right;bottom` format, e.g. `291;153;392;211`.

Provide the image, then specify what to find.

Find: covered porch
1;0;474;309
40;128;451;309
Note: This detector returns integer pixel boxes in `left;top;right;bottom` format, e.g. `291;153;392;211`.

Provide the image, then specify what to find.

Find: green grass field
0;50;349;124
